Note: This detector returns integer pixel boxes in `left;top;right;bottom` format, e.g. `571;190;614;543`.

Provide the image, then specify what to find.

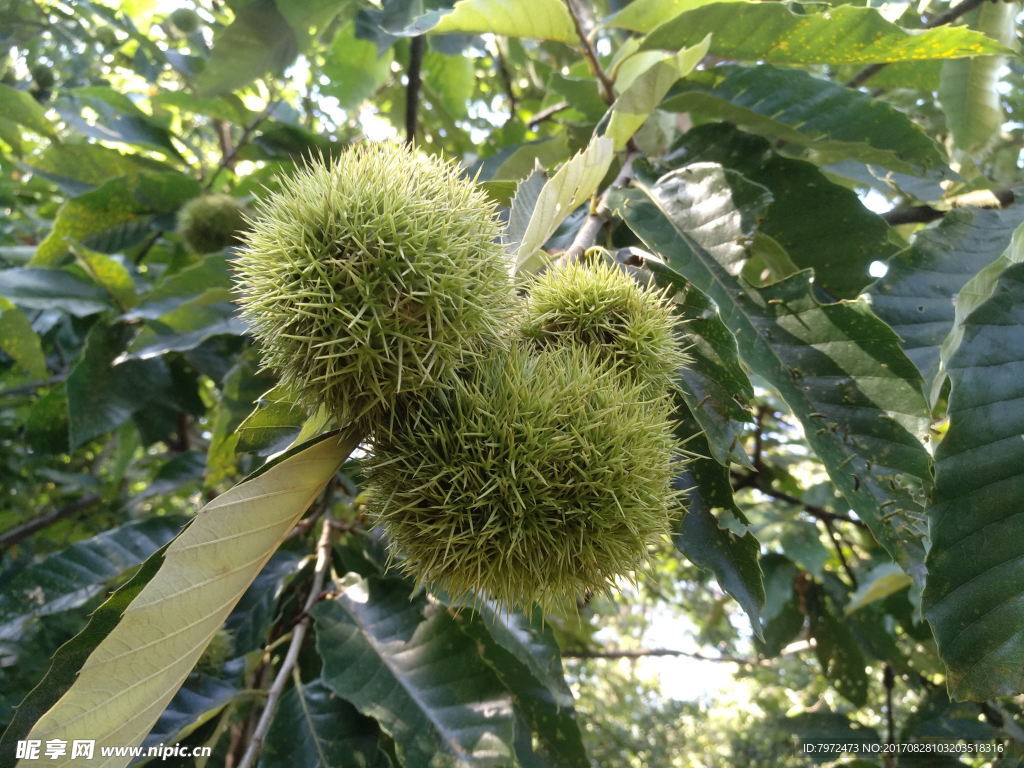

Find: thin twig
528;100;571;128
562;0;615;103
732;471;868;529
204;96;279;191
236;515;334;768
405;35;425;145
822;516;859;588
493;39;517;118
881;188;1015;226
0;374;65;399
561;151;640;264
846;0;989;88
562;647;765;665
0;494;103;551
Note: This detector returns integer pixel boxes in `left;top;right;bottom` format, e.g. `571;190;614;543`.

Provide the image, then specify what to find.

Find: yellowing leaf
433;0;577;42
513;137;615;271
606;36;710;150
19;432;357;768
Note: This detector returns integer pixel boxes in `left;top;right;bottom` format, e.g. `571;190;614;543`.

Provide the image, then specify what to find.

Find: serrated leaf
0;298;47;379
261;680;388;768
514;136;614;271
33;173;200;267
71;244;138;310
664;123;898;299
0;84;56;138
614;163;932;590
674;405;764;635
196;0;298;96
433;0;576;42
58;87;181;159
16;432;356;768
313;574;515;767
640;2;1013;65
923;262;1024;700
321;21;392;110
869;205;1024;387
0;268;112;317
24;144;170;196
938;2;1018;158
607;0;743;33
605;37;709;151
663;64;945;175
449;608;589;768
502;168;546;256
0;518;185;642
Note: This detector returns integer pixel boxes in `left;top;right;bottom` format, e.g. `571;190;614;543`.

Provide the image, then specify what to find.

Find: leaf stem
237;514;335;768
563;0;615;104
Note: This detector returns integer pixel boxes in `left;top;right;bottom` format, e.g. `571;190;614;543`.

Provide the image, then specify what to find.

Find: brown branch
732;471;868;529
405;35;425;145
528;100;571;128
563;0;615;104
237;515;335;768
846;0;990;88
563;647;765;665
494;40;517;118
561;151;640;264
822;515;859;588
204;95;279;190
881;188;1015;226
0;494;103;551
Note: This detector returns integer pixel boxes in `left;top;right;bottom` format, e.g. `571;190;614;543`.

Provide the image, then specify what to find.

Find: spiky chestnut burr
233;143;515;427
520;259;688;398
177;193;247;254
367;343;682;611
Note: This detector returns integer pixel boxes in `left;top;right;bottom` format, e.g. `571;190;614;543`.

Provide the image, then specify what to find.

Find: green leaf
938;2;1018;158
144;674;239;751
0;538;172;767
196;0;299;96
424;49;475;119
261;680;389;768
607;0;742;33
313;574;516;767
127;253;233;321
124;299;247;360
615;162;932;589
0;298;47;379
0;518;184;641
869;205;1024;386
24;144;171;195
923;262;1024;700
640;2;1013;65
503;168;546;256
513;136;614;271
236;387;308;453
785;712;881;762
663;64;945;175
65;320;169;448
808;587;869;706
59;87;181;159
674;406;764;635
0;268;112;317
71;244;138;310
18;432;356;766
0;84;56;138
321;21;392;110
845;563;911;615
605;37;709;151
33;173;200;267
449;608;589;768
433;0;577;42
664;123;898;299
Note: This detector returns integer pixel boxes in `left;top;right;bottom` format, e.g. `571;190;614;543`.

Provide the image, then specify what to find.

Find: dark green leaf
24;144;170;196
58;87;181;159
663;65;945;175
673;406;764;636
0;84;56;138
313;575;516;767
663;124;898;299
0;299;47;378
923;262;1024;700
615;163;932;589
261;680;388;768
869;205;1024;386
0;268;112;317
144;674;238;751
196;0;299;97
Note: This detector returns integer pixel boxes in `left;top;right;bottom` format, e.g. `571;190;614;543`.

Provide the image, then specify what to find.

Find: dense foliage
1;0;1023;766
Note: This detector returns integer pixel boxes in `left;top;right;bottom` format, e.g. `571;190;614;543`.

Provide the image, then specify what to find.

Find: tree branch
822;515;859;588
528;100;571;128
562;647;765;665
237;514;334;768
563;0;615;104
881;188;1016;226
0;494;103;551
405;35;425;145
561;151;640;264
204;95;279;191
493;39;517;118
846;0;990;88
732;470;868;529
